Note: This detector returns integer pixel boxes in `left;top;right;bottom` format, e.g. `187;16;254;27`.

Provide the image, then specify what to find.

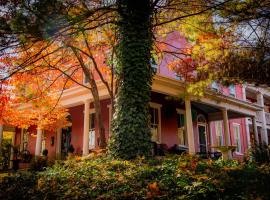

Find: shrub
29;156;48;171
1;155;270;199
67;145;74;154
251;142;270;164
0;171;39;200
42;149;48;157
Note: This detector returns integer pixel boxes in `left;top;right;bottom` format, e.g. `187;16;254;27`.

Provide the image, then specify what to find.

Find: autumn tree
1;0;269;159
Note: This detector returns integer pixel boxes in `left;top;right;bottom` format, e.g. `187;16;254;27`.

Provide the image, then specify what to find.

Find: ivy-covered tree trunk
109;0;153;159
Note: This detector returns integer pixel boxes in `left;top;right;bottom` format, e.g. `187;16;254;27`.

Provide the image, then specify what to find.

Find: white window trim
20;128;24;151
197;121;208;153
229;85;236;97
215;121;224;146
209;121;213;152
233;123;242;154
41;130;46;153
89;110;96;150
176;109;188;147
197;114;208;152
83;73;90;85
150;102;162;143
211;81;219;92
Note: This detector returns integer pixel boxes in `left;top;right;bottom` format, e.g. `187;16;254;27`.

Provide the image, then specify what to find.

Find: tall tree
1;0;269;159
108;0;154;158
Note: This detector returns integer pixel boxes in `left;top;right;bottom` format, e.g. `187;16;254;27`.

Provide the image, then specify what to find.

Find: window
89;113;95;149
233;124;242;153
175;73;182;80
211;81;219;92
149;103;161;143
197;114;206;124
41;131;46;153
22;129;29;151
83;74;90;84
229;85;236;97
177;110;187;146
215;121;223;146
150;58;158;74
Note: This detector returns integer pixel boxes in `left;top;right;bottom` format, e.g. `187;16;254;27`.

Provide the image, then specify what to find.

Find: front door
198;125;207;153
61;127;72;158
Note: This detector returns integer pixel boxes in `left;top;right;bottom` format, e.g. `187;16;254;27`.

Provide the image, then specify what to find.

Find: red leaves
168;57;196;82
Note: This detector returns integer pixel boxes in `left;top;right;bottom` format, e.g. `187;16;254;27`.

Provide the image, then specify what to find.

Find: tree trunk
109;0;153;159
89;78;107;149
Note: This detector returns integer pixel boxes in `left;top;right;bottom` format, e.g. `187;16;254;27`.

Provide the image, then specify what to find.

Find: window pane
89;130;95;149
229;85;236;97
211;81;219;91
215;121;223;146
233;125;241;153
89;113;95;130
150;107;159;142
177;113;186;146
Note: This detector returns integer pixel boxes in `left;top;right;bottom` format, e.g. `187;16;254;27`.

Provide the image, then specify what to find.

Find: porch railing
255;111;270;125
265;112;270;125
256;111;262;122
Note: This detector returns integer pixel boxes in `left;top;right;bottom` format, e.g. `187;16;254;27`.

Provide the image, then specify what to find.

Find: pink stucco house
1;33;269;164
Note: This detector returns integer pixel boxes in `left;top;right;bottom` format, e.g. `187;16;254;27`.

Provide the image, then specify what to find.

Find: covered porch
8;75;262;162
150;76;262;159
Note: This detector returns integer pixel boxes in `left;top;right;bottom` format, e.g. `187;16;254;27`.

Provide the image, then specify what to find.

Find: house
0;34;267;164
0;66;266;163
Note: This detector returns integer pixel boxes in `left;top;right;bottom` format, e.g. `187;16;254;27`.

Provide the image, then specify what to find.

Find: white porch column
56;128;62;159
252;116;259;144
83;100;90;156
185;97;196;154
222;108;232;159
257;92;268;144
35;128;43;156
0;125;3;153
245;118;251;148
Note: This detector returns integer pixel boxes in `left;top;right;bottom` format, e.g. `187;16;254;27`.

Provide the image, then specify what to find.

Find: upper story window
211;81;219;92
175;73;182;80
229;85;236;97
150;58;158;74
83;74;90;85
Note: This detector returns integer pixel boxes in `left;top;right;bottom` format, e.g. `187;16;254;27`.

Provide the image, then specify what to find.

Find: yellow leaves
37;178;45;190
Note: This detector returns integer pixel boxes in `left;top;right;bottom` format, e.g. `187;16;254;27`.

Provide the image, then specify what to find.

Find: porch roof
59;75;262;119
152;75;262;118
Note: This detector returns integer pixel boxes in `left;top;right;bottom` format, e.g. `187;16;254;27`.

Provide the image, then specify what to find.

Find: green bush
29;156;48;171
0;171;39;200
251;142;270;164
0;155;270;199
